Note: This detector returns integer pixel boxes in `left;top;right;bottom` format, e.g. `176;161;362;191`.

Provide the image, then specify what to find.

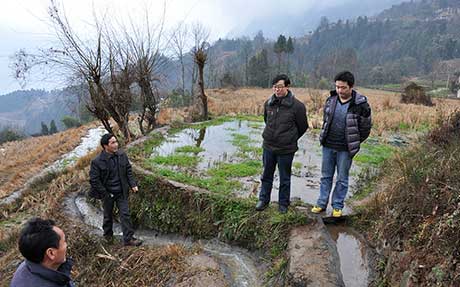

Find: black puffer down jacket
262;91;308;154
319;90;372;157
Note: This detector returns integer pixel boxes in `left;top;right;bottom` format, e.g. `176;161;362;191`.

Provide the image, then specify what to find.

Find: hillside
354;111;460;285
0;88;75;134
204;0;460;90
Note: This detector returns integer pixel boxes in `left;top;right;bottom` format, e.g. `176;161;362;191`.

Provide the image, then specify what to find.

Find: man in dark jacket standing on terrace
11;218;74;287
89;133;142;246
311;71;372;217
256;74;308;214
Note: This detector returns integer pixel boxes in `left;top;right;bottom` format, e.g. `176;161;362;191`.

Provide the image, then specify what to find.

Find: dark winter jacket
262;90;308;154
319;90;372;157
10;258;74;287
89;150;136;199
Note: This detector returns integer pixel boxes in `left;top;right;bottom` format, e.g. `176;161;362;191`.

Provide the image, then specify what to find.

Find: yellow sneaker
332;209;342;218
311;206;325;214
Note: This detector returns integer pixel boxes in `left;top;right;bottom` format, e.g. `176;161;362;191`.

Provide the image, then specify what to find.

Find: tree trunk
198;64;208;120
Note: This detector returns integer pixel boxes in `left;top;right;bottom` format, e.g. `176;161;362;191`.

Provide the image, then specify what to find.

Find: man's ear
45;247;56;261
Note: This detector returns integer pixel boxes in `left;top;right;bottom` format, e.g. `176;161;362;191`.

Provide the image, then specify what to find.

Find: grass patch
235;114;264;122
156;168;241;194
230;133;263;158
146;154;200;167
174;145;205;154
130;172;310;283
208;160;262;178
354;140;395;167
293;162;302;170
128;132;165;158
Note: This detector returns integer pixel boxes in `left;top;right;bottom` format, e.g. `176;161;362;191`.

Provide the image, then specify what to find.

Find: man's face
104;136;119;153
273;80;288;97
51;226;67;265
335;80;353;98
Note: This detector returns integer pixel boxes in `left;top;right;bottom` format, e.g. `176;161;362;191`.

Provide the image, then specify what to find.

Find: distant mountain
0;89;73;134
228;0;408;39
203;0;460;88
377;0;460;20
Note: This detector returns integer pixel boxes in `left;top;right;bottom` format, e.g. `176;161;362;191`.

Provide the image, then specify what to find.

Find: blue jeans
259;148;294;206
317;146;353;210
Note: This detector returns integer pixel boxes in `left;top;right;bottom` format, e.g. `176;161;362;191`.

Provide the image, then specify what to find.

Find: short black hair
271;74;291;86
334;71;355;87
18;218;60;263
100;133;116;148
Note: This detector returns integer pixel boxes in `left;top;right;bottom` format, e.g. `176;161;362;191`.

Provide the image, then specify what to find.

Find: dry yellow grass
207;87;460;135
1;87;459;200
0;125;95;199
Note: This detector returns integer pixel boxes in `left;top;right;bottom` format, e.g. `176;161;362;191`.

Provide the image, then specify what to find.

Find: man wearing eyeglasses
255;74;308;214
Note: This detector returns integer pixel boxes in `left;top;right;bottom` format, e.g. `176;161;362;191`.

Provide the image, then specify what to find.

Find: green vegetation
155;168;241;194
146;154;201;167
208;160;262;178
0;127;24;144
230;133;263;157
130;173;310;283
175;145;205;154
128;132;165;158
293;162;302;170
354;139;396;167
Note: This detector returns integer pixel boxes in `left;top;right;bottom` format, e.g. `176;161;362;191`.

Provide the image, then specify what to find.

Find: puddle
152;120;261;170
64;193;263;287
148;119;358;214
326;224;370;287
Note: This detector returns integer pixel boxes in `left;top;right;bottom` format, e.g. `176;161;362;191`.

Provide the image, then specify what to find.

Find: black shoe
255;200;269;211
124;237;143;246
279;205;288;214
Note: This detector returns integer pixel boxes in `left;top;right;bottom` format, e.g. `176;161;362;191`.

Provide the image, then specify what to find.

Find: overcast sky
0;0;406;94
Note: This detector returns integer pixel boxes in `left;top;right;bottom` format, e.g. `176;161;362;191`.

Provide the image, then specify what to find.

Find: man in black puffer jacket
256;74;308;214
311;71;372;218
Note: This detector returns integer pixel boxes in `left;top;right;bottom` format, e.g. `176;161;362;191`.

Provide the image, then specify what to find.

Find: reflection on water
151;120;261;170
148;119;358;211
327;224;369;287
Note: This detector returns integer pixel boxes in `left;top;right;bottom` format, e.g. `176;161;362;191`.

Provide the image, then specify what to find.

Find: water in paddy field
149;119;358;214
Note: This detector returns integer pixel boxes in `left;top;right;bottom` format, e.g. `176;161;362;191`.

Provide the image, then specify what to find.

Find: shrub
400;82;433;106
61;116;81;129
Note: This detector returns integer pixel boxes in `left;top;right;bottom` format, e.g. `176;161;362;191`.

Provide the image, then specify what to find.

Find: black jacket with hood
319;90;372;157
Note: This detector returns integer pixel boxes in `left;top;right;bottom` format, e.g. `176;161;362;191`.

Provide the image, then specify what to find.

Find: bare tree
12;0;169;140
191;23;210;120
171;22;189;97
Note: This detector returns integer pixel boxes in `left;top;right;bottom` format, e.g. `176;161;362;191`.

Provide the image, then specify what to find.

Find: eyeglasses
272;85;286;89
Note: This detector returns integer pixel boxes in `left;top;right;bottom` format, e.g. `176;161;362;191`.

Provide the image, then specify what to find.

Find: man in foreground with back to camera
256;74;308;214
10;218;74;287
311;71;372;217
89;133;142;247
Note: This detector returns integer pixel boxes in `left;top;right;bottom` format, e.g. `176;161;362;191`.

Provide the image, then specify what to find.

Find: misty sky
0;0;407;94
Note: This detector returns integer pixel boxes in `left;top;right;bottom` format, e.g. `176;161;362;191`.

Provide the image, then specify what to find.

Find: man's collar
26;259;72;284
